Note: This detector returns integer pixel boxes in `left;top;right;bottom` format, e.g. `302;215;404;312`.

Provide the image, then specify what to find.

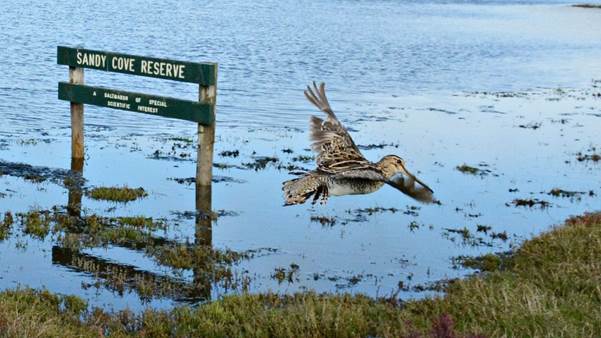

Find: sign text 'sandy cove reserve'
57;46;216;85
76;51;186;79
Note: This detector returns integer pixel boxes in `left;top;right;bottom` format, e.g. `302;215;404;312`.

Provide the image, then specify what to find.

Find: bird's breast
328;179;384;196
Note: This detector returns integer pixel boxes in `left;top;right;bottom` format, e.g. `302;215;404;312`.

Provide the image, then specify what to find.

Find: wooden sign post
57;46;218;212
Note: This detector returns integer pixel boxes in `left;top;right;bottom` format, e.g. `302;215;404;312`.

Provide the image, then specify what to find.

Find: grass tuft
0;212;14;240
88;186;148;202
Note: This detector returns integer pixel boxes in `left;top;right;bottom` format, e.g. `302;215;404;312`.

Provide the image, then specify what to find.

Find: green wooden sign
58;82;214;124
57;45;218;185
57;46;217;85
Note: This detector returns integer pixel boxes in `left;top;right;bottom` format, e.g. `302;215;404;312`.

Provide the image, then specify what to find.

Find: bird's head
377;155;407;179
377;155;435;203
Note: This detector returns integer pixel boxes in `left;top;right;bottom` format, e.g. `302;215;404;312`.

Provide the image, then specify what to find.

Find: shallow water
1;0;601;311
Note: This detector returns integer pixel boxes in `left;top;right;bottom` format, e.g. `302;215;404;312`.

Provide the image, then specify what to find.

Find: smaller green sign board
58;83;214;125
57;46;217;85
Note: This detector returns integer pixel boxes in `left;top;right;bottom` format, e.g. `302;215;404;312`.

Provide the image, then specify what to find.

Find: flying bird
283;82;434;205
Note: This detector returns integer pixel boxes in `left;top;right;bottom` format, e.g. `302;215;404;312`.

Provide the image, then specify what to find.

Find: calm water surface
0;0;600;311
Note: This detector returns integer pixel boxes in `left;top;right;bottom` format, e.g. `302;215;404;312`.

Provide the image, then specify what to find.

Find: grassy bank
1;213;600;337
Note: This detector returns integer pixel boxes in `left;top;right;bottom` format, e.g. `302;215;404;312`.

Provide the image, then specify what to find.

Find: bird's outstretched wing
304;82;369;173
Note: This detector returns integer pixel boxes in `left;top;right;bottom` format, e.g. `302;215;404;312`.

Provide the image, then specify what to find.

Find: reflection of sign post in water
57;46;218;214
57;47;217;302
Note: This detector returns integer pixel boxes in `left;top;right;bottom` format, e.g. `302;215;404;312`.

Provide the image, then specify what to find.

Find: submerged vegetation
509;198;551;208
0;212;599;336
455;163;492;176
0;211;13;240
2;207;270;303
87;186;148;202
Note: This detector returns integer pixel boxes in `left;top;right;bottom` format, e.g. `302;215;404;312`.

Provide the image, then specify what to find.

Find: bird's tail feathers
282;173;329;205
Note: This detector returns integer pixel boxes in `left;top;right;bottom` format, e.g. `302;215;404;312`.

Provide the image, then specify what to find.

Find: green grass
0;212;600;337
87;186;148;202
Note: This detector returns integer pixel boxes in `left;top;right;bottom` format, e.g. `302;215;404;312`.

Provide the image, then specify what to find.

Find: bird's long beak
386;165;434;203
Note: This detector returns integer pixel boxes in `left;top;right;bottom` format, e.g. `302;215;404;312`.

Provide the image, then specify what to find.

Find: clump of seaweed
310;215;337;226
490;231;509;241
518;122;542;130
242;156;278;170
476;224;492;233
443;227;490;247
169;137;194;144
291;155;314;163
87;186;148;202
408;221;421;231
576;152;601;162
509;199;551;209
275;163;309;172
547;188;590;200
456;164;491;176
357;143;399;150
219;150;240;158
168;176;245;185
348;207;400;216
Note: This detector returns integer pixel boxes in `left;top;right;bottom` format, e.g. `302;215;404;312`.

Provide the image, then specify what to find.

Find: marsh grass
21;210;52;239
0;212;600;337
87;186;147;202
0;212;13;240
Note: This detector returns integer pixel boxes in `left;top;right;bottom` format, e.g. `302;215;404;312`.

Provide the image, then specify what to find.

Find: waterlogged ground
1;0;601;311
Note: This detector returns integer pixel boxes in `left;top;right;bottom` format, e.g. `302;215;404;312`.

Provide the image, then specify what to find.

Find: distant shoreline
572;3;601;9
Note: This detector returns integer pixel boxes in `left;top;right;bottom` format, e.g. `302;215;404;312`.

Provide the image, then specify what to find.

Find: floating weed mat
87;186;148;202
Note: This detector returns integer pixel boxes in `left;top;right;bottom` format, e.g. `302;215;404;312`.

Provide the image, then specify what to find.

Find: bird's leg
312;186;323;205
320;186;329;205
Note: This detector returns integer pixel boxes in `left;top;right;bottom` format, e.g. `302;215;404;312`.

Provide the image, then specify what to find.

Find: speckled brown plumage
283;82;434;206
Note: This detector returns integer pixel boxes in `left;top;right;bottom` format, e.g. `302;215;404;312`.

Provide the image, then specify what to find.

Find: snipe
283;82;434;205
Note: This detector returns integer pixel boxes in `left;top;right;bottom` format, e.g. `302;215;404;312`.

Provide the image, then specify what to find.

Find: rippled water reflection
1;0;601;311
